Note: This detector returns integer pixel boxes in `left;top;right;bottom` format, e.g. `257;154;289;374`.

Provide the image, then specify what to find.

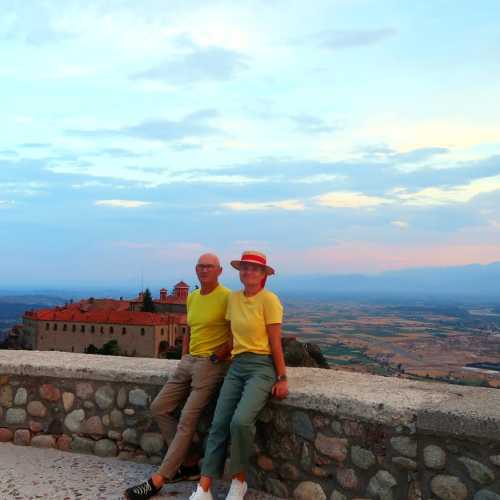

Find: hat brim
230;260;275;276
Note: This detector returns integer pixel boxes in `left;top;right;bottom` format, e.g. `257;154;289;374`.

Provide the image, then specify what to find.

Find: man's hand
272;380;289;399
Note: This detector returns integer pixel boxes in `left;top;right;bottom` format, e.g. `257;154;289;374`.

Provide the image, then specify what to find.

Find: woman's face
239;262;266;288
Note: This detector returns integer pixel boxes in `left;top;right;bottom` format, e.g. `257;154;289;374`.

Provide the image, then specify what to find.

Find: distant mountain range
273;261;500;300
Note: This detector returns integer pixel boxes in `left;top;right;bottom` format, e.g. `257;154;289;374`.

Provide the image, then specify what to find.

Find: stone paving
0;443;282;500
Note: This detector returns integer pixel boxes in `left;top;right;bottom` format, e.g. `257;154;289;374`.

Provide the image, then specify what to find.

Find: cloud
0;200;15;208
391;220;409;229
1;3;73;45
94;199;152;208
131;44;249;85
396;174;500;206
293;174;343;184
66;109;222;143
314;191;391;208
222;199;305;211
19;143;51;149
314;28;397;49
289;114;335;134
392;147;449;164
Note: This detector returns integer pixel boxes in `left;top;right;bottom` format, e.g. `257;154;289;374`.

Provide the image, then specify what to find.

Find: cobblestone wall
1;351;500;499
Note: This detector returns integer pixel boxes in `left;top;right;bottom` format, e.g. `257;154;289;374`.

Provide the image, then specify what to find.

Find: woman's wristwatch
276;374;287;382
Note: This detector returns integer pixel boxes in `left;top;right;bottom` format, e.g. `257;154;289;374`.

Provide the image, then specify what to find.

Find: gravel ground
0;443;282;500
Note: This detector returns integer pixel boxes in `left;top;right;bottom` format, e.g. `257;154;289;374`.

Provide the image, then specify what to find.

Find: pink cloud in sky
277;242;500;274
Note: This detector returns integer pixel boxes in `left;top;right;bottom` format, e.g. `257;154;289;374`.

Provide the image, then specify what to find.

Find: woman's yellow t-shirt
226;289;283;356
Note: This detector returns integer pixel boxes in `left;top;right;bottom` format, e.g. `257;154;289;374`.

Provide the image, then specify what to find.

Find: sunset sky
1;0;500;287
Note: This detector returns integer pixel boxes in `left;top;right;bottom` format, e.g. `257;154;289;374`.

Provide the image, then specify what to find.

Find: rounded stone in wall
424;445;447;470
31;435;57;449
110;409;125;428
128;388;149;407
430;474;467;500
0;427;14;442
293;481;326;500
140;432;164;455
117;387;128;409
330;491;347;500
62;392;75;412
392;456;417;471
14;429;31;446
75;382;94;400
390;436;417;458
122;427;139;445
71;435;95;454
351;445;376;470
6;408;27;425
0;385;13;408
14;387;28;406
39;383;60;402
367;470;397;499
64;409;85;433
27;401;48;418
458;457;495;485
490;455;500;467
95;385;115;410
336;467;358;490
292;411;315;441
95;438;118;457
474;490;500;500
265;478;289;499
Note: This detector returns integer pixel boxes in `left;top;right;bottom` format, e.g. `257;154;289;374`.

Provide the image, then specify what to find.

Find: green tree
142;288;156;313
99;339;120;356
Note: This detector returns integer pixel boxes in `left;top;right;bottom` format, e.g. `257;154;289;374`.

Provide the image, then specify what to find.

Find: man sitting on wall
125;253;231;500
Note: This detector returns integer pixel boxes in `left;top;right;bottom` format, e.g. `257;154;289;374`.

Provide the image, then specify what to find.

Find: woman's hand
272;380;289;399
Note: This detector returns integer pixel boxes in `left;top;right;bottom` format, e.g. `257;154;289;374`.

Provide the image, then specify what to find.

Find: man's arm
182;327;190;356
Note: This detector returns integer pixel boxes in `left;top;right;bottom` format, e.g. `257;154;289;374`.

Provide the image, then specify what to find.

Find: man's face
195;254;222;287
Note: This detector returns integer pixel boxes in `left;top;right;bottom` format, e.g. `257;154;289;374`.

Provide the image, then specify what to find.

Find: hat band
241;254;266;266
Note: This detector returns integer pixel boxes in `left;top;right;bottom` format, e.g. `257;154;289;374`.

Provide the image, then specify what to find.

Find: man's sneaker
124;478;161;499
189;484;214;500
170;464;201;483
225;479;248;500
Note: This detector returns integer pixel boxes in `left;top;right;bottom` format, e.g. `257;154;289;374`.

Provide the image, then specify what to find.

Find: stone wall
1;351;500;500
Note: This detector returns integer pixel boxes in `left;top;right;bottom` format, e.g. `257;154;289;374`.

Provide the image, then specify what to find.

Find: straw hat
230;250;275;276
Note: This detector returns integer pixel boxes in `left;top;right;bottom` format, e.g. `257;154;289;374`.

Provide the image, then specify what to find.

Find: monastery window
109;326;114;333
161;328;164;336
45;323;49;330
91;325;95;333
122;327;126;335
71;347;74;352
100;326;104;334
81;325;85;333
72;325;76;332
141;328;145;336
63;324;67;332
53;323;58;331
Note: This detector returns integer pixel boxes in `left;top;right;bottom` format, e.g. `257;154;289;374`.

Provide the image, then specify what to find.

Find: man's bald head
197;253;221;268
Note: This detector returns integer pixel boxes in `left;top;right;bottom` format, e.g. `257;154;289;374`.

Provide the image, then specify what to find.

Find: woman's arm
267;323;288;399
214;324;233;361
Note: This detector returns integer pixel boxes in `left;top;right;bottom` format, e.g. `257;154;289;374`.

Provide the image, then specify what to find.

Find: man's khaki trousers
150;354;228;480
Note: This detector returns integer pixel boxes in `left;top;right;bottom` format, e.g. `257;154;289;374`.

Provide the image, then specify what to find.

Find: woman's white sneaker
225;479;248;500
189;484;214;500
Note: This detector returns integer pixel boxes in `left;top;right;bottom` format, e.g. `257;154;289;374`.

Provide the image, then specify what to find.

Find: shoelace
133;481;152;496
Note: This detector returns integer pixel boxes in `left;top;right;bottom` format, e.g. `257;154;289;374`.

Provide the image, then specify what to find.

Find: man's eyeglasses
196;264;219;271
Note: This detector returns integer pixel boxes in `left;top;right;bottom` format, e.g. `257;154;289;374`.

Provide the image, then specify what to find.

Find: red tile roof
24;309;185;326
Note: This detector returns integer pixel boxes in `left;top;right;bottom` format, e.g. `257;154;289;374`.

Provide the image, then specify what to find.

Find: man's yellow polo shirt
187;285;231;357
226;289;283;356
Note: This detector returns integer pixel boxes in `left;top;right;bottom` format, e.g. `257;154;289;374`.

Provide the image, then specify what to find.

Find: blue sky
1;0;500;288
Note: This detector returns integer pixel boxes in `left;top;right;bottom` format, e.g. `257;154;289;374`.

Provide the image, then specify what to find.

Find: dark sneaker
170;464;201;483
124;478;161;499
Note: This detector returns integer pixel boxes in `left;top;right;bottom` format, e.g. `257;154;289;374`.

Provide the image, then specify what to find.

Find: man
125;253;232;500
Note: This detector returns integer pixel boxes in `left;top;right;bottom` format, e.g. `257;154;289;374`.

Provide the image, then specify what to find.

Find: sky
1;0;500;288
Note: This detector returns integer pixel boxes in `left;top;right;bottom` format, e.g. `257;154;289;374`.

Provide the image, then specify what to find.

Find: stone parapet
1;350;500;499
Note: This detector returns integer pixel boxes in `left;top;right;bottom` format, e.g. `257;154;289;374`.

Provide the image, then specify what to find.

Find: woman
189;250;288;500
